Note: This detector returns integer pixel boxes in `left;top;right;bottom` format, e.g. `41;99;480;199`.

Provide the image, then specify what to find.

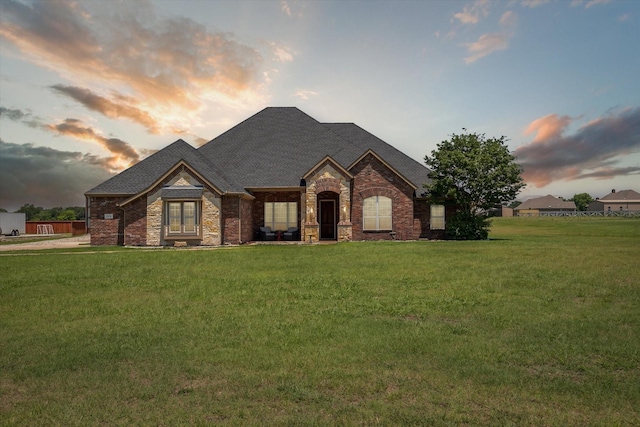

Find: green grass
1;217;639;425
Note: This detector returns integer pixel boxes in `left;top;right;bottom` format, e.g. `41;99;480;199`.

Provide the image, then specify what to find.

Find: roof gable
600;189;640;201
516;195;576;210
324;123;431;196
348;149;416;190
85;139;243;196
302;155;353;181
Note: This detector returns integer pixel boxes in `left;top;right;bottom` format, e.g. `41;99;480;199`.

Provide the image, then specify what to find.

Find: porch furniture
282;227;300;241
258;226;276;241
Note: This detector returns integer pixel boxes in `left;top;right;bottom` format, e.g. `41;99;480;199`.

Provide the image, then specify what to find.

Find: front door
320;200;335;240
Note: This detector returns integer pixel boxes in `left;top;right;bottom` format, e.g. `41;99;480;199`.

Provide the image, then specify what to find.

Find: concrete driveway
0;234;90;251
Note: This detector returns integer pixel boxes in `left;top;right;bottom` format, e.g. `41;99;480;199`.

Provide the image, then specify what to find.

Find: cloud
461;9;516;64
514;107;640;187
524;114;573;143
571;0;613;8
50;85;162;134
499;11;518;27
618;14;631;22
521;0;551;8
585;0;613;8
269;43;295;63
0;106;43;128
281;0;292;17
0;0;268;131
0;139;114;210
0;107;27;121
293;90;318;101
46;118;140;170
464;33;510;63
453;0;490;24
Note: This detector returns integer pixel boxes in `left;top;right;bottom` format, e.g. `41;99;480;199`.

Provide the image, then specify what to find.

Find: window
265;202;297;231
363;196;392;230
430;204;445;230
165;201;200;235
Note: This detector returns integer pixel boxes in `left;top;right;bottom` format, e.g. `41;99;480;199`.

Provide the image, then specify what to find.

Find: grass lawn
1;217;639;425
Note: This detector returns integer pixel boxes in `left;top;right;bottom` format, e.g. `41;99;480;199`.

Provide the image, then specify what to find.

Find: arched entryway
317;191;339;240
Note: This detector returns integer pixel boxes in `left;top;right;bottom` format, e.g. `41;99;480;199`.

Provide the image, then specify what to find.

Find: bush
446;211;490;240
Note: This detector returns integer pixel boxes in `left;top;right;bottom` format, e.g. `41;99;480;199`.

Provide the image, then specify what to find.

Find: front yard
1;217;638;425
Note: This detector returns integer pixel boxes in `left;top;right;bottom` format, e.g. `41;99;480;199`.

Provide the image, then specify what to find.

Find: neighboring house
86;107;451;246
487;205;513;217
514;195;576;216
597;189;640;213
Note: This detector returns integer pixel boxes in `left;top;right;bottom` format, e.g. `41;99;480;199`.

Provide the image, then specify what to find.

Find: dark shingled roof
86;108;431;197
85;139;242;196
161;186;204;199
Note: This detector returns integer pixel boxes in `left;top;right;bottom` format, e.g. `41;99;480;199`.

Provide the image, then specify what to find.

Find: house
597;189;640;213
514;195;576;216
85;107;451;246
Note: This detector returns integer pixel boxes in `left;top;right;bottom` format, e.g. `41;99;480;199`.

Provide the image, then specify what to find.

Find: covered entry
318;191;338;240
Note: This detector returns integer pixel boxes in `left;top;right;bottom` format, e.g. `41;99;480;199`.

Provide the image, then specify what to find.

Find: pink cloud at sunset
514;107;640;188
0;0;267;130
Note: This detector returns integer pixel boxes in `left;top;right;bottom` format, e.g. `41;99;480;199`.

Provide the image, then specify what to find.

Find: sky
1;0;639;211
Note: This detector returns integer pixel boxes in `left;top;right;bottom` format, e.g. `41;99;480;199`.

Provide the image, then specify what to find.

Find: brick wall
88;197;125;245
350;154;417;241
222;196;254;244
123;196;147;245
251;191;301;240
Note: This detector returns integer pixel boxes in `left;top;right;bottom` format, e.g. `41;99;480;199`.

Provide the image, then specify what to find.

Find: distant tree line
0;204;86;221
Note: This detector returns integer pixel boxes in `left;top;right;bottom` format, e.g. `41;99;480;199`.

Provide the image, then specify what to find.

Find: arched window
363;196;392;230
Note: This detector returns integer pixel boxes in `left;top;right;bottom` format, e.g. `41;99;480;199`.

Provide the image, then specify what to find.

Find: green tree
16;203;42;221
570;193;594;211
57;209;77;220
424;130;526;240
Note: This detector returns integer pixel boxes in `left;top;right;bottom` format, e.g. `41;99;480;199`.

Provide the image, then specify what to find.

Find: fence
26;221;87;236
528;211;640;218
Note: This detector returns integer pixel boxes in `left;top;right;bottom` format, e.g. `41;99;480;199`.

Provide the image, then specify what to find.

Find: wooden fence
26;221;87;236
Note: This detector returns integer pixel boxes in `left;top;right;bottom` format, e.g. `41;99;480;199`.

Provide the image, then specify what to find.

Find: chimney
612;189;616;193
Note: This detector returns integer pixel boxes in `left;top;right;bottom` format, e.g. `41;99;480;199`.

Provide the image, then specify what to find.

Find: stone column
304;182;319;242
337;182;352;241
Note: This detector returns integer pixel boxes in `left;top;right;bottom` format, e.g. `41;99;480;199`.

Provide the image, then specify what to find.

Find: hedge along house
85;107;450;246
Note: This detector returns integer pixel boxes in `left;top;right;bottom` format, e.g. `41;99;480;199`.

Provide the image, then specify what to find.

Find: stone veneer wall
145;172;222;246
350;154;417;241
304;163;352;242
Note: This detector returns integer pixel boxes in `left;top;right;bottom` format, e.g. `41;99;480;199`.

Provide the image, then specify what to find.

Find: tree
16;203;43;221
570;193;594;211
424;130;526;240
57;209;77;220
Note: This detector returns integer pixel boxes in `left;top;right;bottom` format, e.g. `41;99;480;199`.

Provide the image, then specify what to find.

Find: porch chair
259;226;276;241
282;227;300;241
